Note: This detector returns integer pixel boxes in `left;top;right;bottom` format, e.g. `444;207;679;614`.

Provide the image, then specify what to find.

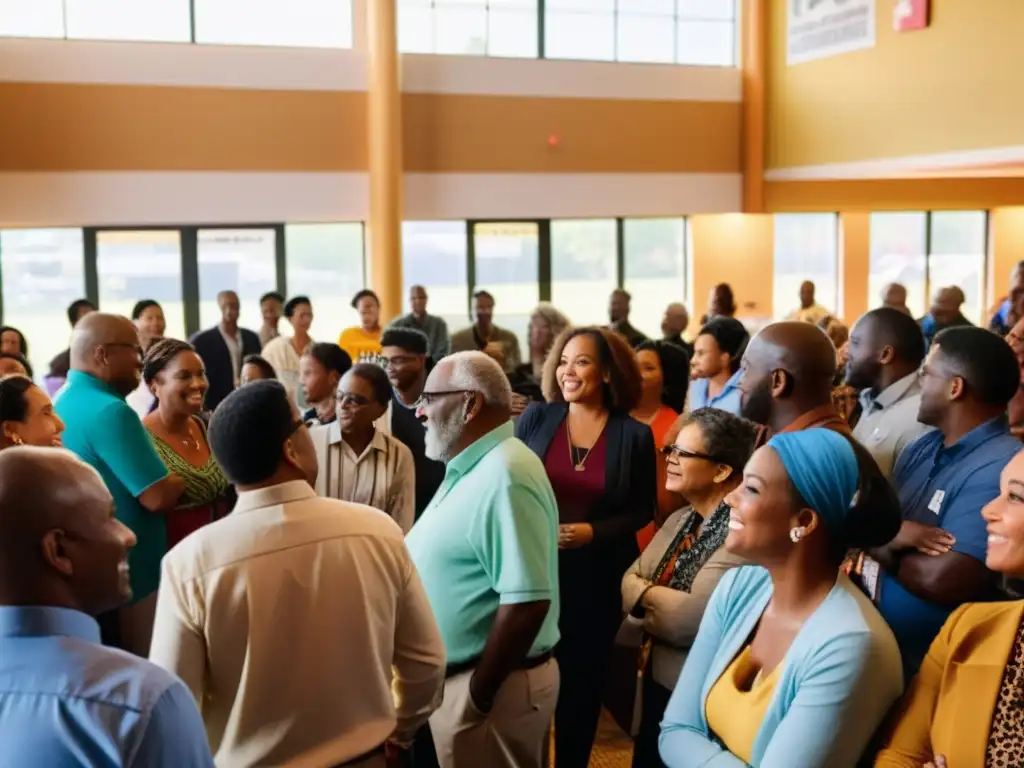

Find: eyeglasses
104;342;144;358
420;389;473;406
379;355;420;368
337;393;372;408
661;444;721;464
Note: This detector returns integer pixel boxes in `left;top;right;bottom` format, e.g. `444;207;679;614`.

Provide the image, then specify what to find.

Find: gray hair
677;407;758;474
445;351;512;410
531;303;571;339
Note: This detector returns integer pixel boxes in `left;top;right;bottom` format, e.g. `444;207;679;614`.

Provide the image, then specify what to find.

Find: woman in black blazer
516;326;657;768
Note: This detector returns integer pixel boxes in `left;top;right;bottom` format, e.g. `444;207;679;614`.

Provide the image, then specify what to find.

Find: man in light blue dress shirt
0;447;213;768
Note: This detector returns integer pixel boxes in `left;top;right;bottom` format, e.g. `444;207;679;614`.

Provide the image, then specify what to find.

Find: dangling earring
789;526;807;543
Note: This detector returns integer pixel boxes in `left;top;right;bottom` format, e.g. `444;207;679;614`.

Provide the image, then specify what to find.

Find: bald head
931;286;965;325
737;321;837;429
0;447;132;613
881;283;909;313
662;302;690;338
69;313;142;396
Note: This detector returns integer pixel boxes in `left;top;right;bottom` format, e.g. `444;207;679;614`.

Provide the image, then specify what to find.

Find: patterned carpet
588;710;633;768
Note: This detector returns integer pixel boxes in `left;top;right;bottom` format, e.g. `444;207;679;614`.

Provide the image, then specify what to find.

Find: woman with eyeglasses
310;362;416;533
621;408;758;768
517;326;657;768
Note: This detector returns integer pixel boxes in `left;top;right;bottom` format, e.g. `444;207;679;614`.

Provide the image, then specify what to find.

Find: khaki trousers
430;659;559;768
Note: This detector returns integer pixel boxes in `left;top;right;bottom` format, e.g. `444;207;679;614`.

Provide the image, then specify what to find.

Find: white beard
424;410;462;463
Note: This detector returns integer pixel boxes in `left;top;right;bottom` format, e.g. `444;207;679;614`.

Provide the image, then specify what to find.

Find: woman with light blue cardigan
659;428;904;768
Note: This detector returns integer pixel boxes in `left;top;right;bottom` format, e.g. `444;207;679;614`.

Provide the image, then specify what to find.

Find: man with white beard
406;352;561;768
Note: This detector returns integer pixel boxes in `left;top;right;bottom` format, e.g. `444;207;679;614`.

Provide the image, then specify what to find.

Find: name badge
928;490;945;515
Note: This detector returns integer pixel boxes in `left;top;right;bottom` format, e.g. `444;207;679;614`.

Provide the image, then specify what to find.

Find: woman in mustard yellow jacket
875;448;1024;768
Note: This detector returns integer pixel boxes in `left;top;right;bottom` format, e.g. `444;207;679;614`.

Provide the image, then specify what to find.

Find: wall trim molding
765;145;1024;181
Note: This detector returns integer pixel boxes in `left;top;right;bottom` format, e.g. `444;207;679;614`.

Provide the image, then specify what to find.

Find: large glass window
97;230;187;342
398;0;538;57
401;221;470;333
868;212;927;318
545;0;736;65
197;228;278;331
551;218;616;327
0;228;86;380
284;223;364;341
194;0;354;48
623;217;686;338
64;0;192;42
0;0;64;38
772;214;839;320
472;221;539;356
929;211;987;325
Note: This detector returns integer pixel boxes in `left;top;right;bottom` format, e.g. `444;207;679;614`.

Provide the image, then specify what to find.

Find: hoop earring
789;526;807;543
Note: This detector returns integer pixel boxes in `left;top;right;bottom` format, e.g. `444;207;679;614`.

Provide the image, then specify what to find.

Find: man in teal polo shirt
55;313;185;656
406;351;559;768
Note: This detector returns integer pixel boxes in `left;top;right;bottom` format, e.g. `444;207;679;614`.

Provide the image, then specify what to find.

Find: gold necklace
566;415;608;472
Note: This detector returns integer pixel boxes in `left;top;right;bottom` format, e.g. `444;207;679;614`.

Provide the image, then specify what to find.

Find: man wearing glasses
310;362;416;534
55;313;186;657
406;351;560;768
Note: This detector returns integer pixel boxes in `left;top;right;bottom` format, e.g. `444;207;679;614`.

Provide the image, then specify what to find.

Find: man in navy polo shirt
872;326;1021;676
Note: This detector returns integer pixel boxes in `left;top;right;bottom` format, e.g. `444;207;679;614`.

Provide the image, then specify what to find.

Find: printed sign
787;0;876;65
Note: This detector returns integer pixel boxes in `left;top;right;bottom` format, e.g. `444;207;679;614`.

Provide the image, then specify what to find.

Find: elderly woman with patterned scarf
621;407;758;768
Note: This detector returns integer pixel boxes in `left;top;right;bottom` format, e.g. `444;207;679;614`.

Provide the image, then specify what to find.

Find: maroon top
544;422;608;525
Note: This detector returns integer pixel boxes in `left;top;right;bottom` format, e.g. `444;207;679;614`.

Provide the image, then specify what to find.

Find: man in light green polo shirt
406;351;559;768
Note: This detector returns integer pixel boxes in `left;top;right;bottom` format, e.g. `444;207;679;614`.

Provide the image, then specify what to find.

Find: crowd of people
1;266;1024;768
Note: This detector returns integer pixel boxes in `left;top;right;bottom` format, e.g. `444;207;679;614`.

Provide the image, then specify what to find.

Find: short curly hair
541;326;642;412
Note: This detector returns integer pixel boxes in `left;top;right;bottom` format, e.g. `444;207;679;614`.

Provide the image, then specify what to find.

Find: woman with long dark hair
517;326;656;768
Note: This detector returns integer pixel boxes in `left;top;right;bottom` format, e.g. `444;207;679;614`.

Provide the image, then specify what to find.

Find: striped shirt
310;423;416;533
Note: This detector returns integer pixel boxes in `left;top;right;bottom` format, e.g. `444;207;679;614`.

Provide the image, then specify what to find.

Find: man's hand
894;520;956;556
468;673;495;717
482;342;506;368
558;523;595;550
510;392;529;416
924;755;948;768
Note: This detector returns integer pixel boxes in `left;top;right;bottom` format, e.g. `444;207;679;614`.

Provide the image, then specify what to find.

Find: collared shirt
0;605;213;768
786;303;832;325
309;423;416;534
389;313;451;361
149;481;446;764
54;371;170;600
852;372;933;480
259;324;279;348
406;422;560;665
686;370;743;416
779;403;851;436
218;325;242;387
879;416;1021;674
261;335;312;409
450;325;522;373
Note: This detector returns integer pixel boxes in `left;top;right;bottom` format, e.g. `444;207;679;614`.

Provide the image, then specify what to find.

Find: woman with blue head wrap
660;429;905;768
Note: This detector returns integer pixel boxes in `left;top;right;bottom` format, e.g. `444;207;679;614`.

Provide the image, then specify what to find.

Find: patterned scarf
637;500;732;673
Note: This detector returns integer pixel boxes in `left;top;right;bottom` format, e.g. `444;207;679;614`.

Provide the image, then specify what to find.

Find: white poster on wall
787;0;876;65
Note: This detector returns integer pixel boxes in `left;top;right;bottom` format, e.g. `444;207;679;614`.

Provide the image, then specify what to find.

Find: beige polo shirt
310;422;416;534
149;481;445;766
852;372;933;480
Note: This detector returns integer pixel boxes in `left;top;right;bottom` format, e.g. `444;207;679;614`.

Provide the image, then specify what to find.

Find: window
929;211;987;325
0;0;64;38
64;0;191;42
545;0;736;65
97;230;187;342
623;217;686;338
197;228;278;331
284;223;364;341
0;228;85;381
868;212;927;318
772;214;839;320
551;218;616;327
401;221;470;333
472;221;539;356
398;0;538;57
194;0;354;48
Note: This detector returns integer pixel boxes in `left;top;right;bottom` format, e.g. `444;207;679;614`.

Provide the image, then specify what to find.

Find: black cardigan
515;402;656;554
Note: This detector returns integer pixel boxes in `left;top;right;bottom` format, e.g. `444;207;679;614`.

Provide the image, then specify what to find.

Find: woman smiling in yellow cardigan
876;448;1024;768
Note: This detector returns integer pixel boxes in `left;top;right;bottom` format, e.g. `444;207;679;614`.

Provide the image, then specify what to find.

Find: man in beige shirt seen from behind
310;363;416;533
149;380;445;767
847;307;933;480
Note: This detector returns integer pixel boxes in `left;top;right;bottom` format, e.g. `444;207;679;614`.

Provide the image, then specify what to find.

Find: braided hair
142;338;197;414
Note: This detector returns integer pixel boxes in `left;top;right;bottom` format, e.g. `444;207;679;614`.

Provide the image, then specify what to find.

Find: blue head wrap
766;429;859;538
